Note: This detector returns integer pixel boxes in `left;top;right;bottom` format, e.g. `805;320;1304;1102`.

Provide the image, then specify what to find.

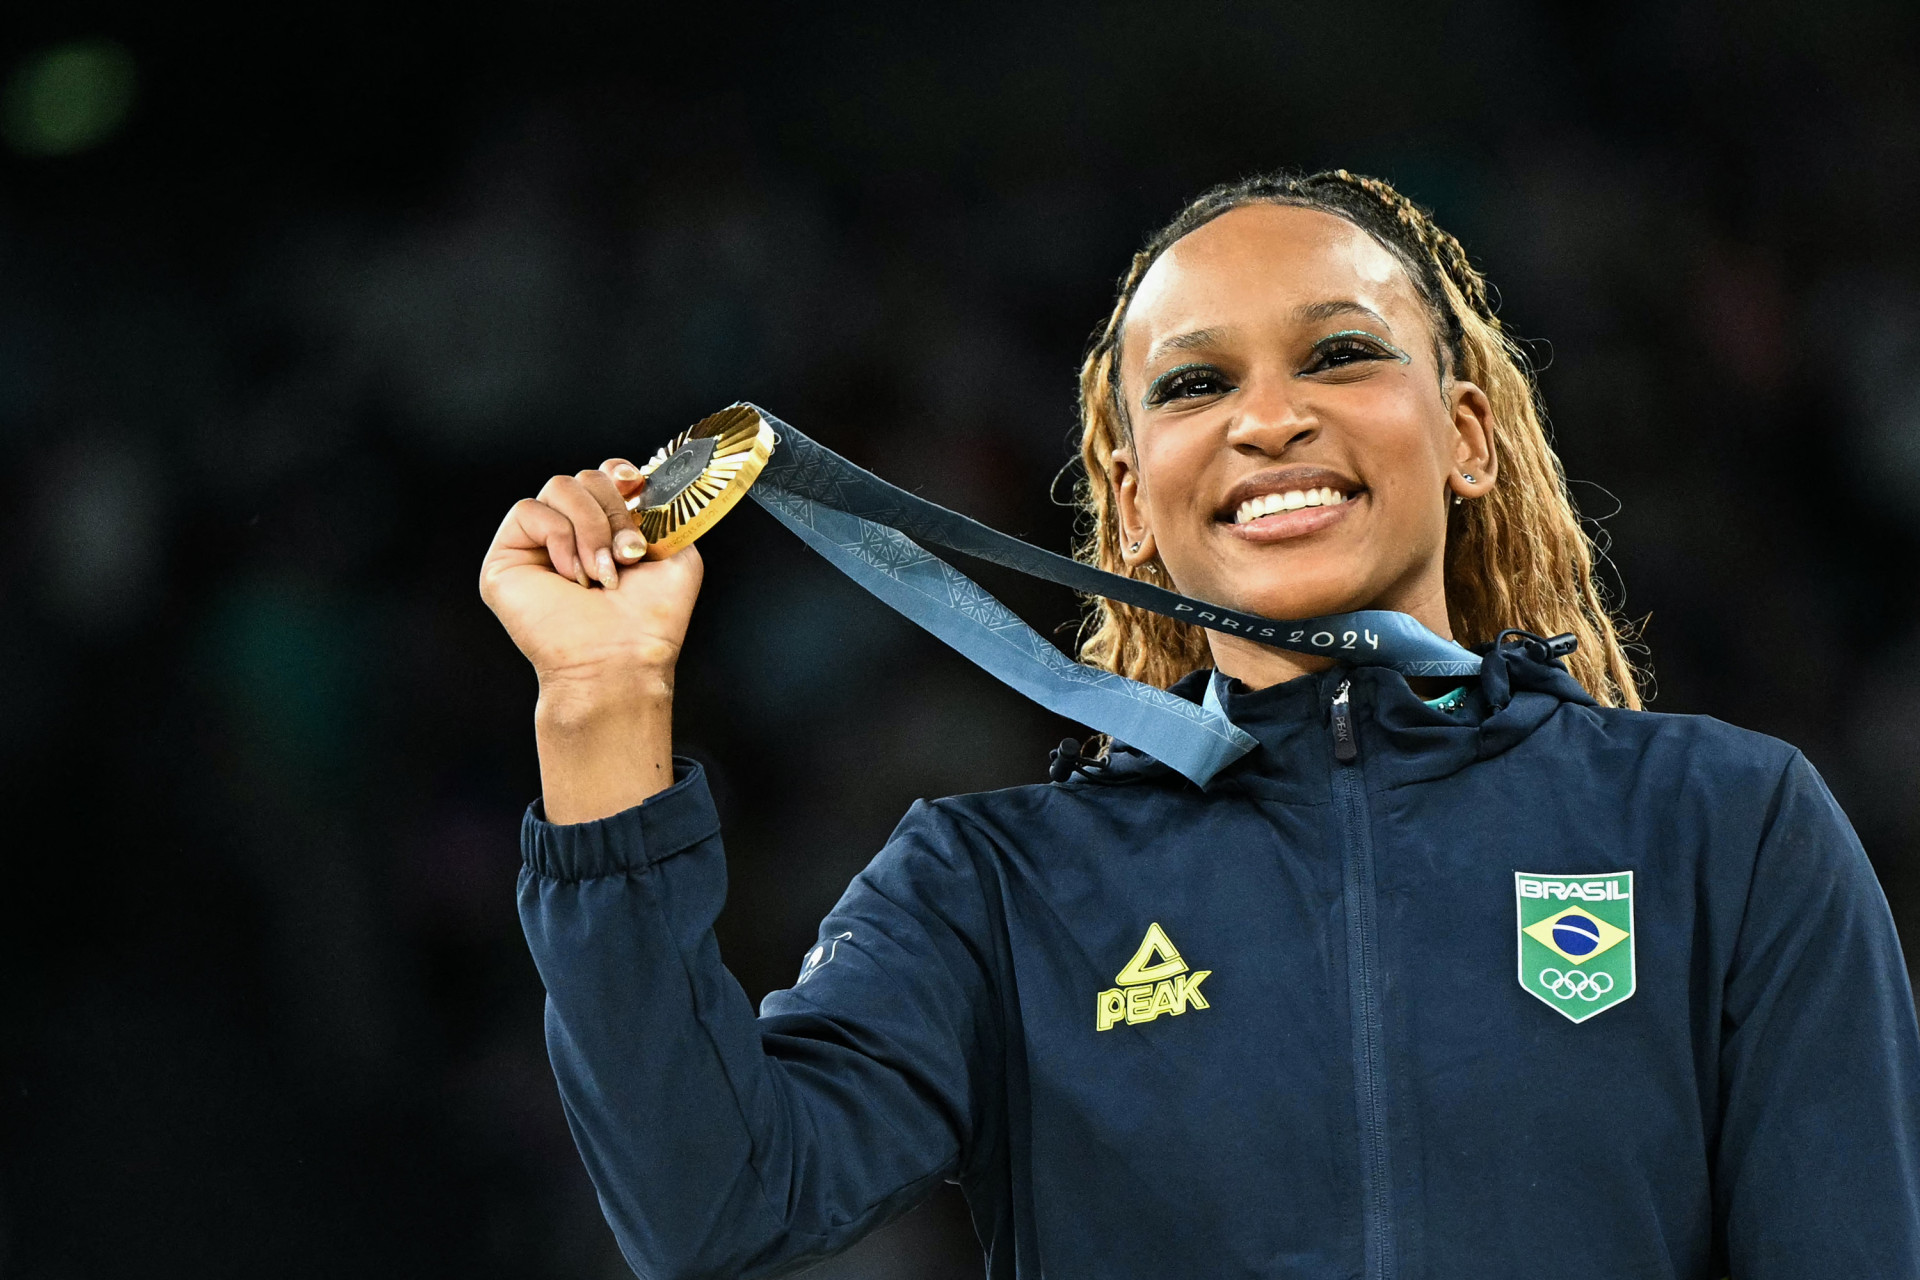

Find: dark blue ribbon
741;404;1479;786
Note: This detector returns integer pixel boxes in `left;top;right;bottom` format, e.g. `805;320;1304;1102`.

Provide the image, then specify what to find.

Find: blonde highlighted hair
1074;169;1643;708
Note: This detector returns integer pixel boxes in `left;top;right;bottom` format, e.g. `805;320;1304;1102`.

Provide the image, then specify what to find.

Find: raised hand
479;459;701;820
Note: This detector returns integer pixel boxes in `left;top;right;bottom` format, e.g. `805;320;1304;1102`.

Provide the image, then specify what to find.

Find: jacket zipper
1331;678;1393;1279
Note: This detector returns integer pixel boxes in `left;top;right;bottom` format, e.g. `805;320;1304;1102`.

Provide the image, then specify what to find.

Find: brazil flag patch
1515;871;1635;1023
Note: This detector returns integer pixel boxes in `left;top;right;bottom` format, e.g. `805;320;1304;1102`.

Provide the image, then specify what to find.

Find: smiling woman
485;169;1920;1280
1076;170;1642;702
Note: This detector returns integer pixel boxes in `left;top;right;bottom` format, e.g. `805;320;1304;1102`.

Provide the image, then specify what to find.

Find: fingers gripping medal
629;405;778;557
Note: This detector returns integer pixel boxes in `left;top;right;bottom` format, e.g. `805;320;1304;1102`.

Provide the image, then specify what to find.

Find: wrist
535;660;675;728
534;670;677;824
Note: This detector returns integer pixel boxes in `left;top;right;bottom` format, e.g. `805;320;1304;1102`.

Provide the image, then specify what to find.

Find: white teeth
1233;487;1350;524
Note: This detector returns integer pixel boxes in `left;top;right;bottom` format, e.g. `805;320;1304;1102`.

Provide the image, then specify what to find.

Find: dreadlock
1073;169;1644;708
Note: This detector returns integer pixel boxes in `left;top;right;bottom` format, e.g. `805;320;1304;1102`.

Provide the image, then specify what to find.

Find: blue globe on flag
1552;913;1603;957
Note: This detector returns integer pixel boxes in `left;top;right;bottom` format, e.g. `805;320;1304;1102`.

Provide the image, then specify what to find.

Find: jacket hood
1096;645;1596;801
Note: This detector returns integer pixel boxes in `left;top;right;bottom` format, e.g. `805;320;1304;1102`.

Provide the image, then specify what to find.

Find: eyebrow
1293;299;1392;329
1141;301;1396;367
1143;325;1232;365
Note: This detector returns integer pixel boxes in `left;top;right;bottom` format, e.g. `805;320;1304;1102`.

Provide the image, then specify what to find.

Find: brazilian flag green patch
1514;871;1635;1023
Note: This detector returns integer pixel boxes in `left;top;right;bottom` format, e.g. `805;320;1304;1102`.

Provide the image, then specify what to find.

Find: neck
1207;636;1337;691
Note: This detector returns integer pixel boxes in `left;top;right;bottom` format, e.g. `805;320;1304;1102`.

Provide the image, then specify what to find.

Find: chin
1182;526;1390;622
1204;571;1373;622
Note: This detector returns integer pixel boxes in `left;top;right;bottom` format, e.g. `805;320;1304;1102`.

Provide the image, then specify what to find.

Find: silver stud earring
1129;541;1141;553
1461;473;1476;483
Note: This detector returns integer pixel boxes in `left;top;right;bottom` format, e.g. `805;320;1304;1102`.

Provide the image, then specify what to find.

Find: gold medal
628;404;778;557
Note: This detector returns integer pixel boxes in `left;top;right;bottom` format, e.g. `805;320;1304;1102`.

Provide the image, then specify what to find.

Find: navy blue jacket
518;649;1920;1278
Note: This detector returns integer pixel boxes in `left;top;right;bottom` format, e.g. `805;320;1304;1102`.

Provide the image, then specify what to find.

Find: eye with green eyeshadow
1143;363;1237;409
1303;329;1411;374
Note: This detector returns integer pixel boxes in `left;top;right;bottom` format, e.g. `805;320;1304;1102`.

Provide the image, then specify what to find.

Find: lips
1216;469;1365;531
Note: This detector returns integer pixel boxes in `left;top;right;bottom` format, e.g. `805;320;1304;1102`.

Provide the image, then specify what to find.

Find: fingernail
574;567;591;589
596;548;618;589
614;530;646;560
613;463;641;482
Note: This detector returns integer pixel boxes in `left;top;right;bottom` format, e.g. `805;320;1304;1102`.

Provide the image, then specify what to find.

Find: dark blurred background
5;2;1919;1275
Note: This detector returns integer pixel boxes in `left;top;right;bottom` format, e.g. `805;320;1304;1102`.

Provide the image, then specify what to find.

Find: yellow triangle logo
1521;907;1630;965
1115;922;1189;985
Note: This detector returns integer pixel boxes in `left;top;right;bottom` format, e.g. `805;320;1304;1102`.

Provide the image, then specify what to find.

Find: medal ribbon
739;404;1479;786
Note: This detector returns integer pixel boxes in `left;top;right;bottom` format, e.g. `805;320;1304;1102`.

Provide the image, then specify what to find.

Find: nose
1223;380;1316;457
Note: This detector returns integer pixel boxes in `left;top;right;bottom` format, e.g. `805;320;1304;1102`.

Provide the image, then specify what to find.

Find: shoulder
1542;701;1804;793
847;786;1053;900
819;784;1089;953
869;771;1189;883
933;766;1196;840
1528;705;1850;881
900;780;1114;859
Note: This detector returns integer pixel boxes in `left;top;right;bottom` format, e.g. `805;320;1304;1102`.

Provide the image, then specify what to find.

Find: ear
1110;445;1159;567
1445;380;1497;501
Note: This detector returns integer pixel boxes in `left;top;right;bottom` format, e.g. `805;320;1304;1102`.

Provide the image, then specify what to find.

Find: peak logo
1096;923;1212;1031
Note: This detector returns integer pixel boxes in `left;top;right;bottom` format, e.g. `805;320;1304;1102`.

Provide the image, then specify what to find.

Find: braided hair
1074;169;1644;708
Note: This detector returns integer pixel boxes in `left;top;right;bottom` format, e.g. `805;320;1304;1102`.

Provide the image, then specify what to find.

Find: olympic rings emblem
1538;968;1616;1001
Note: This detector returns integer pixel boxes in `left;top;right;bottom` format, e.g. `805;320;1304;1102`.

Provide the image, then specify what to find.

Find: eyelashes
1309;330;1412;370
1142;363;1234;408
1140;330;1411;409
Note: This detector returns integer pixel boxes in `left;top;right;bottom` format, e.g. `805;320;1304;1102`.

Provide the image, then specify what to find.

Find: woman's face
1112;204;1495;662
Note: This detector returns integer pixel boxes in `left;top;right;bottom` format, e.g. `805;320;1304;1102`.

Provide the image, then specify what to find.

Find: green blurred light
4;41;137;157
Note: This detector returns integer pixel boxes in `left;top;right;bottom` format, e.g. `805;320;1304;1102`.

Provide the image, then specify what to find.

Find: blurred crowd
4;2;1919;1275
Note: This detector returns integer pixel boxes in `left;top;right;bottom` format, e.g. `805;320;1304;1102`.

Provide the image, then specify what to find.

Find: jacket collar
1140;646;1595;800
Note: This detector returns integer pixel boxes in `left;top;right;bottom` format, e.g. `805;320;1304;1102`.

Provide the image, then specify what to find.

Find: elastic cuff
520;758;720;881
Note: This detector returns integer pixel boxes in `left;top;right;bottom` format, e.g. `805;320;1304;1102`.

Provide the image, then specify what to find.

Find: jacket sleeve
518;761;998;1280
1718;751;1920;1274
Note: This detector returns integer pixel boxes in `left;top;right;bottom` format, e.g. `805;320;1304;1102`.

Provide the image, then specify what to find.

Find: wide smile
1217;472;1366;543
